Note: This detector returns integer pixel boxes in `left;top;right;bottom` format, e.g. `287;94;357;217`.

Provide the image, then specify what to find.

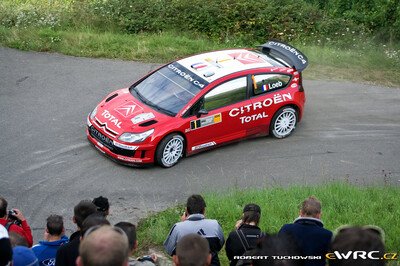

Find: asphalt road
1;47;399;242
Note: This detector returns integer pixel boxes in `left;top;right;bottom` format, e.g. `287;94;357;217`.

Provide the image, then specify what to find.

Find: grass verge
1;27;400;87
137;183;400;265
0;27;222;62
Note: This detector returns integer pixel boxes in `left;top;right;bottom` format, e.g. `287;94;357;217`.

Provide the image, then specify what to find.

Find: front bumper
86;125;156;165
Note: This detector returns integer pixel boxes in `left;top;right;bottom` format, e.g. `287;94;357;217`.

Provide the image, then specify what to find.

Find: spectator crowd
0;195;387;266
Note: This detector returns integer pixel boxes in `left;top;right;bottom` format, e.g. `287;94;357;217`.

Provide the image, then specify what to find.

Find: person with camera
225;204;265;266
115;221;157;266
0;196;33;247
164;194;225;266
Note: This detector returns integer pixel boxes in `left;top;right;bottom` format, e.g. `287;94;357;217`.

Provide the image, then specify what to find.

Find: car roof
177;49;285;83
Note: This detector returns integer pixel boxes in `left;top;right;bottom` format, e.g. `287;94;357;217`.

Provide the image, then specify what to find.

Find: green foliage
306;0;400;43
0;0;72;29
90;0;322;44
0;27;223;61
1;0;400;87
1;26;399;86
2;0;399;45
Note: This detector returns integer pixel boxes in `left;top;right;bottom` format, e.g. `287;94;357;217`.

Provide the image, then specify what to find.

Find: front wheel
270;107;298;139
156;134;185;168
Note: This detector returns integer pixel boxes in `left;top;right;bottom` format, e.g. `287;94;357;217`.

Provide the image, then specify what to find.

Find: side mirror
196;109;208;118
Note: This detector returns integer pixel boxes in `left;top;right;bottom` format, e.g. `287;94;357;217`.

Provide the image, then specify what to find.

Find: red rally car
86;40;309;167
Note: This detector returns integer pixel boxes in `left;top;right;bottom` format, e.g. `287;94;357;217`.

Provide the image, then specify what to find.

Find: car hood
93;88;169;135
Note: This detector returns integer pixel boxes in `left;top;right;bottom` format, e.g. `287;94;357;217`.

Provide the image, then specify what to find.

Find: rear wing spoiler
259;40;309;72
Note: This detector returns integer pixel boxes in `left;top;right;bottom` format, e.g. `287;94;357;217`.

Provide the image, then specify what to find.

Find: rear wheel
156;134;185;168
270;107;298;138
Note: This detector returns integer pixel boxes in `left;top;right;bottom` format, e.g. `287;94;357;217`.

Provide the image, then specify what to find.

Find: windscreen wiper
132;87;176;117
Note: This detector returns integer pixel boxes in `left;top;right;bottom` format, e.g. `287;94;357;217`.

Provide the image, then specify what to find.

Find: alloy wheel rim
274;110;296;137
162;138;183;166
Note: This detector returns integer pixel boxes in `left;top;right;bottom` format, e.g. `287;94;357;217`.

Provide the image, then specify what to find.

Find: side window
252;74;291;95
203;77;247;111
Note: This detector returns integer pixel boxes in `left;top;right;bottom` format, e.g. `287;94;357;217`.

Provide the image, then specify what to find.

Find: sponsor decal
94;118;119;137
192;141;216;151
131;112;155;124
190;113;222;130
191;62;208;70
113;141;138;151
267;81;283;90
95;145;106;154
229;52;265;64
90;125;115;147
204;57;231;68
117;155;142;163
181;104;192;116
96;141;104;148
240;112;268;124
115;101;143;118
42;258;55;266
168;64;207;88
229;93;293;118
101;110;122;129
267;41;307;65
291;83;297;88
203;71;215;78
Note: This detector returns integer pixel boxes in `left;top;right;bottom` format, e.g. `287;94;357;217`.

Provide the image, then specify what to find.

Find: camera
138;255;155;263
8;209;17;219
7;209;21;226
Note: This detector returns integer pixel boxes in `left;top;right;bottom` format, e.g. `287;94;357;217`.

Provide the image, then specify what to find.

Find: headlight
119;129;154;143
90;106;98;120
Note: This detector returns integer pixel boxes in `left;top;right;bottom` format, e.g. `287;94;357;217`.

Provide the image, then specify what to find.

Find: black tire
270;107;298;139
155;134;185;168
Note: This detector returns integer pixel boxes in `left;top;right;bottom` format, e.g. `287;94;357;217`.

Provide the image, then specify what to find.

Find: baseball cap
243;203;261;214
12;246;39;266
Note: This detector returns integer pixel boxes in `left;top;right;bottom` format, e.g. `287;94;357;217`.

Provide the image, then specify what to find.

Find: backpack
4;221;13;231
235;229;265;253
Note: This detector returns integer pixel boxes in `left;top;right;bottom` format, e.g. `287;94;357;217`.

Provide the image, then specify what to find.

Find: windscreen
130;63;209;116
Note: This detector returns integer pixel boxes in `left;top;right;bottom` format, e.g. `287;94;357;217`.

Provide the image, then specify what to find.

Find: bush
111;0;322;44
1;0;399;45
0;1;71;29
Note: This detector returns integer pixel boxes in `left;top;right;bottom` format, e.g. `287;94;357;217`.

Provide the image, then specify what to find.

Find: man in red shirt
0;196;33;247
